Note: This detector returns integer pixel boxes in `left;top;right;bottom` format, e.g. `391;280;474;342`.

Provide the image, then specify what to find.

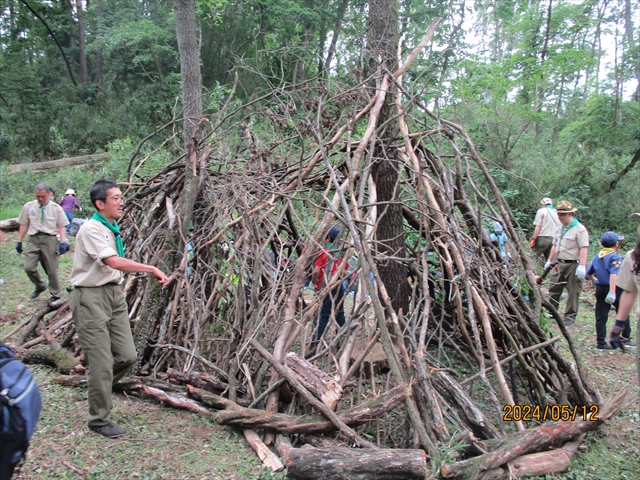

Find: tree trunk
75;0;88;85
174;0;203;149
94;0;103;86
367;0;410;315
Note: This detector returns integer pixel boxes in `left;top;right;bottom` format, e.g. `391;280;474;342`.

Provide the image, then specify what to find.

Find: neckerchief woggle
92;212;125;257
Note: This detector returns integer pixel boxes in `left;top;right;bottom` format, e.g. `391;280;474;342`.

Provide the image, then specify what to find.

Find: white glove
605;291;616;305
544;260;552;270
576;265;586;279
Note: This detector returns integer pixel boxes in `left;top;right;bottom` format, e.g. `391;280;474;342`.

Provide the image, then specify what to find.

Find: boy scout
70;180;170;438
545;200;589;326
16;183;69;300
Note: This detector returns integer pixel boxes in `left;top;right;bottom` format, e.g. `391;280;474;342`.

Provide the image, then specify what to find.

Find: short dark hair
90;180;119;209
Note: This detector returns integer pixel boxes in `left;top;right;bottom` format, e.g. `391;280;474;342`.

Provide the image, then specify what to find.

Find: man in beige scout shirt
530;197;560;262
16;183;69;300
70;180;170;438
545;200;589;326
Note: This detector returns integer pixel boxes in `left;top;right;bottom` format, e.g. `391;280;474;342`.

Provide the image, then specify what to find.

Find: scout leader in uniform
16;183;69;301
69;180;170;438
545;200;589;326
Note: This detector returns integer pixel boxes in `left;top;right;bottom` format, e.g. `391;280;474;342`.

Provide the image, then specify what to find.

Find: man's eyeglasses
107;196;125;204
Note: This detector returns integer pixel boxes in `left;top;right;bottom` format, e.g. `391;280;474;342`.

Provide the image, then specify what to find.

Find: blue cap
493;222;503;232
600;231;623;247
327;226;340;240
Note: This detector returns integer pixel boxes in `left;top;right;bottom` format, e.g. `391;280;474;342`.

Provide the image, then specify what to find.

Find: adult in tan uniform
530;197;560;261
546;200;589;326
16;183;69;300
70;180;170;438
610;213;640;367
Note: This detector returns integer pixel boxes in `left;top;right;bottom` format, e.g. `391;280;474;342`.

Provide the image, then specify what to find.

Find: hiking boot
29;283;48;299
89;422;126;438
563;317;575;326
595;344;614;351
621;338;636;348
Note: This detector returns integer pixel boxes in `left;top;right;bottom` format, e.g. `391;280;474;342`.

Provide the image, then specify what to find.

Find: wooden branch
242;429;284;472
137;385;213;416
286;446;429;480
166;367;233;394
460;336;560;386
250;338;378;449
484;434;585;479
441;389;634;479
285;352;342;410
609;147;640;191
394;17;442;78
216;384;409;434
431;370;500;440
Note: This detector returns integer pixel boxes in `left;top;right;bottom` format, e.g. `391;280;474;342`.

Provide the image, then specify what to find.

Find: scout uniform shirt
533;206;560;237
553;222;589;260
617;251;639;299
587;249;622;285
70;219;123;287
18;199;68;235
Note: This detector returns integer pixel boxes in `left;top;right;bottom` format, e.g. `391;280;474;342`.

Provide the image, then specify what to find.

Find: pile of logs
4;25;635;480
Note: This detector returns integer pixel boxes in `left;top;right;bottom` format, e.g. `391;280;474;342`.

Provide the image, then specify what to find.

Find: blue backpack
0;342;42;480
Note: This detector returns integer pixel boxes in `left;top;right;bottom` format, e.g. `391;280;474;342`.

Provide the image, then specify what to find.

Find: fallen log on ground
8;152;110;173
441;388;633;479
0;218;19;232
285;446;429;480
216;383;409;434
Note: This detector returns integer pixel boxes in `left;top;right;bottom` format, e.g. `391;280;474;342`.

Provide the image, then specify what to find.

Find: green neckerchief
92;212;125;257
545;205;555;210
40;200;49;223
560;218;579;238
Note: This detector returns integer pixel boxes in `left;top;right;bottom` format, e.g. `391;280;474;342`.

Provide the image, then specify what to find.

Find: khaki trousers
548;262;584;321
24;234;60;296
70;284;136;427
532;236;554;262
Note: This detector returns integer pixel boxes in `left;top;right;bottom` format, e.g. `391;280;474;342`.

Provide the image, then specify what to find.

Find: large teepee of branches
10;20;632;480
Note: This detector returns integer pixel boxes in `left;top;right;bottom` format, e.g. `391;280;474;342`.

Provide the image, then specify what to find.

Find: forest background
0;0;639;239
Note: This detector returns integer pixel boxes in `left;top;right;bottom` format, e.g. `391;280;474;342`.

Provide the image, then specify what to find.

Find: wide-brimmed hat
630;212;640;221
600;231;623;247
541;197;552;205
65;188;76;196
556;200;577;213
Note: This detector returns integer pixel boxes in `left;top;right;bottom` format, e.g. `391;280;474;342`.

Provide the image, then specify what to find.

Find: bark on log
216;384;409;434
285;352;342;410
17;347;80;374
483;434;585;479
286;446;429;480
166;367;233;394
431;370;500;440
187;385;243;410
9;152;110;173
136;385;213;416
14;298;67;347
441;389;633;479
243;429;284;472
0;218;19;232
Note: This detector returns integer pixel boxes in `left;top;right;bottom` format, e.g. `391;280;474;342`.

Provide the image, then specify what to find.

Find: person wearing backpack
530;197;561;262
69;180;170;438
0;342;42;479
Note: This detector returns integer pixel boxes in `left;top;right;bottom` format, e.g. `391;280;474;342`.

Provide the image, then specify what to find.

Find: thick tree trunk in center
367;0;410;314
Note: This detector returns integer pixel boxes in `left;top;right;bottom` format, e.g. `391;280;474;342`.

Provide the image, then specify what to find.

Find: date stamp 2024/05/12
503;404;599;422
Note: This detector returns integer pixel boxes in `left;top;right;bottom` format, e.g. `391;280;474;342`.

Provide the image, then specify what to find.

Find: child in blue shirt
587;231;625;350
